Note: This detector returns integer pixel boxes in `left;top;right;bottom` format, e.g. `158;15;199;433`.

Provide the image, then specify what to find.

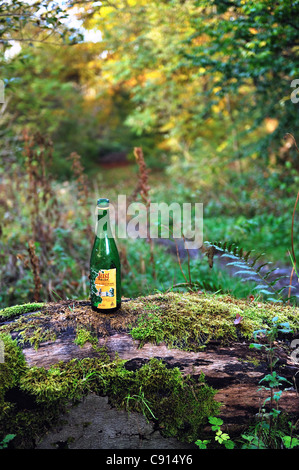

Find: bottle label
93;268;117;309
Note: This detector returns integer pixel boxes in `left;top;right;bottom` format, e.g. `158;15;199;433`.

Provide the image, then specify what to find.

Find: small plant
0;434;16;449
133;147;156;279
240;413;299;449
243;317;299;449
195;416;234;449
250;316;293;410
125;386;157;422
195;317;299;449
281;423;299;449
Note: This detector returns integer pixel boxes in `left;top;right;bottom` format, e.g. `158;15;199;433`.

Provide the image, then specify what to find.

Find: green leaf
224;440;235;449
250;253;265;267
256;262;270;273
249;343;264;350
208;416;223;426
195;439;210;449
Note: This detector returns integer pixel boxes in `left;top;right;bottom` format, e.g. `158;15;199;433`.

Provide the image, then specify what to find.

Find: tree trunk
1;294;299;448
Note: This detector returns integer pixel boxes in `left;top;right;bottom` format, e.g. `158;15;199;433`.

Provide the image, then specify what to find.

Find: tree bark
2;297;299;436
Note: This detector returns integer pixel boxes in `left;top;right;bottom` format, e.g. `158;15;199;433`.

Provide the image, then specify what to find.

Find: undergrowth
1;131;298;308
203;241;294;303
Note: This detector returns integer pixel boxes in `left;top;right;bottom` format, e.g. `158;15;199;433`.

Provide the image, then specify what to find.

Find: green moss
239;356;261;367
129;292;299;350
19;356;219;443
129;358;220;442
0;313;56;350
0;303;45;320
0;338;220;446
5;292;296;354
0;333;72;446
20;326;57;350
0;333;27;413
74;328;99;349
1;292;298;447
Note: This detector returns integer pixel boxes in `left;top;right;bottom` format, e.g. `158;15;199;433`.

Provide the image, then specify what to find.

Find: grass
0;141;298;308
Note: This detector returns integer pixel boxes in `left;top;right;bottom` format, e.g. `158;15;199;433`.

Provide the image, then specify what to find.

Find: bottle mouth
97;198;109;209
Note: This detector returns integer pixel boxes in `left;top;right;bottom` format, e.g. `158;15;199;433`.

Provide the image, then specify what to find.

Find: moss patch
0;303;45;320
1;292;298;354
129;292;299;350
0;340;219;447
0;334;27;413
0;299;136;350
74;328;99;349
0;312;57;350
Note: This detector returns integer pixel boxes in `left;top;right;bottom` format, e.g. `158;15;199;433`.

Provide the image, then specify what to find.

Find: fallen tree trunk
1;292;299;448
22;329;299;426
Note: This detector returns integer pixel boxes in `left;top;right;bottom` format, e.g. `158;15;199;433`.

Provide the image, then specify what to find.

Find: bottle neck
97;208;108;220
96;208;113;237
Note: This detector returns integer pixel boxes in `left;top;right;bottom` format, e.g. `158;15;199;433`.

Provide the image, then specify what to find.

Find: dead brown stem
133;147;156;279
285;133;299;303
288;190;299;303
28;239;42;302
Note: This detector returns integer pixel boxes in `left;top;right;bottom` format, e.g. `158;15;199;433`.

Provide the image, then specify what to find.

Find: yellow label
94;268;117;309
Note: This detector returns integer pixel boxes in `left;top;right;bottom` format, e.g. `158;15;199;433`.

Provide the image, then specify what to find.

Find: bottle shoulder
92;234;119;247
91;239;120;268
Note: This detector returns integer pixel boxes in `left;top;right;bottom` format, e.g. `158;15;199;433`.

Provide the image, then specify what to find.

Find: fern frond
203;241;288;302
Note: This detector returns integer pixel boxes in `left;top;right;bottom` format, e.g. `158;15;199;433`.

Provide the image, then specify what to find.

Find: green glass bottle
90;198;121;312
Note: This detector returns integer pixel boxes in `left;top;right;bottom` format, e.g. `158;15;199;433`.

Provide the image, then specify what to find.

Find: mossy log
1;292;299;448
